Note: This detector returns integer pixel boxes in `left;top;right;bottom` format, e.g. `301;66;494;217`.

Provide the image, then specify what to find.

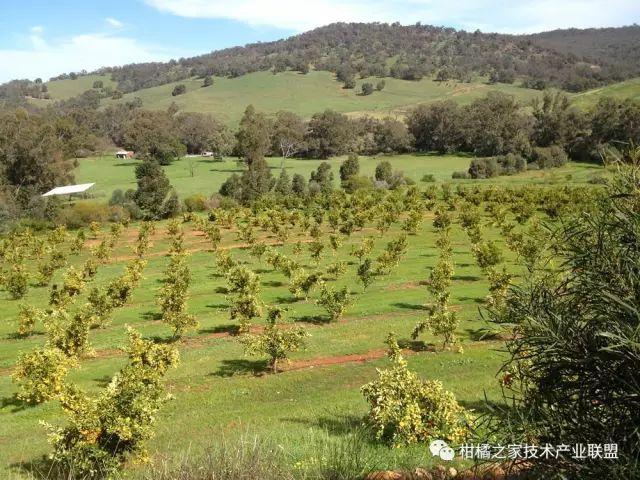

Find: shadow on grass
211;359;269;377
397;338;437;352
206;303;229;310
465;327;511;342
93;375;112;388
275;296;300;305
459;398;504;416
293;314;330;325
263;280;285;288
5;331;45;340
214;286;228;294
391;302;427;311
140;310;162;321
1;395;33;413
452;275;482;282
198;324;239;336
283;412;366;436
456;296;485;304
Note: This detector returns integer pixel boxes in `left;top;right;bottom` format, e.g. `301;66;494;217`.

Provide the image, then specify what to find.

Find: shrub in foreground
361;333;472;447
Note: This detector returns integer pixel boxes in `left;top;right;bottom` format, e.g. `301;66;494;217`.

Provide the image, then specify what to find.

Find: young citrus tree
412;229;459;350
12;347;76;404
157;252;197;340
43;327;179;478
316;283;352;322
361;333;472;447
240;307;309;373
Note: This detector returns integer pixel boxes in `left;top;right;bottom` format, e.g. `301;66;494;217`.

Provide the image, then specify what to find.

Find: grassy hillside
74;153;604;201
571;77;640;108
36;69;640;127
46;74;114;100
104;71;546;126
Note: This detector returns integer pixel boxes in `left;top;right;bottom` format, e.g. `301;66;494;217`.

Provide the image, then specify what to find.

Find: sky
0;0;638;83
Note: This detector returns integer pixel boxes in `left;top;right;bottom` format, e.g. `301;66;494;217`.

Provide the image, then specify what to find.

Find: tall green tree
133;160;178;219
235;105;272;166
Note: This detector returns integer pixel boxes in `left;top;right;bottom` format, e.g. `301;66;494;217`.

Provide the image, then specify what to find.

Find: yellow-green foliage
5;264;28;299
12;347;76;404
240;307;308;372
43;328;179;477
17;304;44;337
361;334;472;447
157;252;197;339
316;283;351;321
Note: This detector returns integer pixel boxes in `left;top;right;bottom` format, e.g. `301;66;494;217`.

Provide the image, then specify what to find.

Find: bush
361;82;374;95
12;347;75;404
497;153;527;174
530;145;568;169
5;264;28;299
183;194;208;212
468;158;501;179
56;202;112;228
172;84;186;96
343;175;373;193
44;328;179;478
421;173;436;182
451;170;470;179
361;334;472;446
485;163;640;478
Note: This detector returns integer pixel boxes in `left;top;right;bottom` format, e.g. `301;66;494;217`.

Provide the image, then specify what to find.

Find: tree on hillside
171;84;186;96
463;92;532;157
309;161;334;194
339;154;360;183
374;117;413;154
406;101;465;153
176;112;233;155
361;82;374;95
375;160;393;184
202;75;213;87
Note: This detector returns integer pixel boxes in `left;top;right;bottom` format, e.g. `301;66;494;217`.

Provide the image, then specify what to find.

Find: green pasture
35;70;640;127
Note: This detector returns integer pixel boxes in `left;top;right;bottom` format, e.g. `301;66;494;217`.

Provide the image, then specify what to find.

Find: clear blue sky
1;0;638;83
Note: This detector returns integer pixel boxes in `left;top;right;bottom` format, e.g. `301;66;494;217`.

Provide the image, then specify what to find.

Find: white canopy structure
42;183;95;197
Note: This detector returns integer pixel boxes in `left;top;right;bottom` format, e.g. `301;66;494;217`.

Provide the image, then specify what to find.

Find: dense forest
2;23;640;102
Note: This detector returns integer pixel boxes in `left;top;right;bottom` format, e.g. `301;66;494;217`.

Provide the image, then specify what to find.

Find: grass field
571;77;640;108
34;71;640;127
74;152;605;202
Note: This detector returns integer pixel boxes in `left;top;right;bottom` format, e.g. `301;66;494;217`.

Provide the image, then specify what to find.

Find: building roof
42;183;95;197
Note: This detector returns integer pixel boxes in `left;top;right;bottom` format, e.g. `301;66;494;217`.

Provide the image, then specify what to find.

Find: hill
101;71;544;126
101;23;640;94
3;22;640;107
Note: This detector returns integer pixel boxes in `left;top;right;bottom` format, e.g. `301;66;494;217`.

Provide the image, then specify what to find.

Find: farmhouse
116;150;134;159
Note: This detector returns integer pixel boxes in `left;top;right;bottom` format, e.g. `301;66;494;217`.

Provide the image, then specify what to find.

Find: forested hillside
2;22;640;103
